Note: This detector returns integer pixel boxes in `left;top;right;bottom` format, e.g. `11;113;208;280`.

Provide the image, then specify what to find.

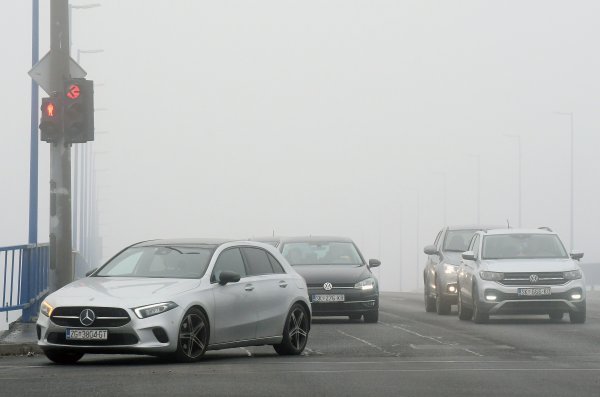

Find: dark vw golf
257;236;381;323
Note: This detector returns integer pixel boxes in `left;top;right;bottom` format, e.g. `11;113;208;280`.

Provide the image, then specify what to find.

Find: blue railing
0;244;49;322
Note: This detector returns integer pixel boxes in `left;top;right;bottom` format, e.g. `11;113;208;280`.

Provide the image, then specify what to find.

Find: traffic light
63;78;94;144
40;96;62;143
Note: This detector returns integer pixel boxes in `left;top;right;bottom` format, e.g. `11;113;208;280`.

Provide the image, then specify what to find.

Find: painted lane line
336;330;396;356
240;347;252;357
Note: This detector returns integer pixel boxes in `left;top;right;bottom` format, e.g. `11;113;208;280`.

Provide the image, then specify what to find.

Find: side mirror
218;271;241;285
423;245;439;256
462;251;476;261
85;268;98;277
570;251;584;261
368;259;381;268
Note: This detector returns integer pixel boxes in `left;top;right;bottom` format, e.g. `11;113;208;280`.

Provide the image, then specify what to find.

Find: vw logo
79;309;96;327
529;274;539;283
323;282;333;291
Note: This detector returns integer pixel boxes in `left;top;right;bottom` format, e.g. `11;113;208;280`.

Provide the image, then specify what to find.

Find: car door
210;247;258;344
241;247;291;339
459;234;480;302
426;229;443;290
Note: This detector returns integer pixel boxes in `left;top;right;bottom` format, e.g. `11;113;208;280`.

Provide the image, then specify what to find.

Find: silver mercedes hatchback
37;239;311;364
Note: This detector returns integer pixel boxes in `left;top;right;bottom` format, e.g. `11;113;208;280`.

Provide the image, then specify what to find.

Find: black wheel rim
288;308;308;350
179;313;207;359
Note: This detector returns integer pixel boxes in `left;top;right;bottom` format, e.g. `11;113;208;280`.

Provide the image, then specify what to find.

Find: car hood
47;277;201;307
292;264;372;285
442;251;463;266
481;258;579;273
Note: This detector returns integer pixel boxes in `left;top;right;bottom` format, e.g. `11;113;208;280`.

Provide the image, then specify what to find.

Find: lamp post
554;112;575;250
504;134;522;227
467;154;481;224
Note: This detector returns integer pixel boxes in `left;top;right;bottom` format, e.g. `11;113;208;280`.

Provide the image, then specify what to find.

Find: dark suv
253;236;381;322
423;225;501;315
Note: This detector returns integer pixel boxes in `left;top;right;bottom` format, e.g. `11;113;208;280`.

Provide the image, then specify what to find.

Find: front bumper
475;280;586;315
37;305;183;355
308;288;378;316
437;273;459;303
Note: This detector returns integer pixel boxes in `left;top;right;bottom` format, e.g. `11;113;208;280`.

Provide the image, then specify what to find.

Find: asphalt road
1;291;600;396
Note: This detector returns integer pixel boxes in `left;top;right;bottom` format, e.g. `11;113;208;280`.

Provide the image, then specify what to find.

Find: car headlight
40;300;54;317
443;263;459;274
133;302;178;319
479;271;504;281
563;270;582;280
355;278;376;291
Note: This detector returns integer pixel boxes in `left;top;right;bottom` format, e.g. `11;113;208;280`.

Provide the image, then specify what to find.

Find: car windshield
95;245;214;278
281;242;363;265
443;230;478;252
482;234;568;260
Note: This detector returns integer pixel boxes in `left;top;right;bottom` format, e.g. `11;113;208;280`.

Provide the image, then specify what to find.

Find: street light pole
504;134;522;227
467;154;481;224
554;112;575;250
433;172;447;225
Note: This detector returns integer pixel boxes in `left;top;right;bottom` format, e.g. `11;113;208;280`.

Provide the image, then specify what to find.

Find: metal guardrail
0;244;49;322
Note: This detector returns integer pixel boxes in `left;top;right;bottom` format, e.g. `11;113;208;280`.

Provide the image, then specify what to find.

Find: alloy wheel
288;307;309;350
179;312;208;359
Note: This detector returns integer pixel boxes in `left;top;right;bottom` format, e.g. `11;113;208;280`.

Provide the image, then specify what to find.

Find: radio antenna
506;219;511;229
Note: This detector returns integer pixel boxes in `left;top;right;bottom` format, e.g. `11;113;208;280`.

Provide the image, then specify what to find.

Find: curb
0;343;42;356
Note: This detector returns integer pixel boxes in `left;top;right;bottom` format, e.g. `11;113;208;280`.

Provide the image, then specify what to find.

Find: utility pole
504;134;522;227
554;112;575;250
28;0;40;244
48;0;73;291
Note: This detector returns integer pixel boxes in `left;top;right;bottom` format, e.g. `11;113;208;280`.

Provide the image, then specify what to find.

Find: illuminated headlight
355;278;376;291
571;293;582;300
448;285;457;293
443;264;459;274
563;270;582;280
485;295;497;301
479;271;504;281
133;302;178;319
40;300;54;317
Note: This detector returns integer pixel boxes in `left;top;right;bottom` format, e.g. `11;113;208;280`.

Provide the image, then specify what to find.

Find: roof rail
538;226;553;232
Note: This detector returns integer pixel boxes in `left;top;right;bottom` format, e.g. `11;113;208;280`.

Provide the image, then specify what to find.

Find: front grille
307;283;355;289
47;332;138;346
51;306;131;327
498;272;567;286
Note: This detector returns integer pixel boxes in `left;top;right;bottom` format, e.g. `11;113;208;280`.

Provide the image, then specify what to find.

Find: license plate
517;287;551;296
312;294;345;303
66;328;108;340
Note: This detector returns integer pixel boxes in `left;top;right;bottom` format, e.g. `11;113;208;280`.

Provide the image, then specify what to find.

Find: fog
2;1;600;292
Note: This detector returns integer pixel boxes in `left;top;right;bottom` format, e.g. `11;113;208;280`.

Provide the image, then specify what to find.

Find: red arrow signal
67;84;80;100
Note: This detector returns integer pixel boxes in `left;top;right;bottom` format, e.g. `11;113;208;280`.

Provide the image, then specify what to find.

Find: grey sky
2;1;600;291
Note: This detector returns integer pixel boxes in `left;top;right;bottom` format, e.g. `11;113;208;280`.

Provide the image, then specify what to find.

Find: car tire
569;303;586;324
435;280;451;315
424;278;436;313
549;312;564;322
472;284;489;324
363;310;379;323
44;350;84;365
274;303;310;355
173;307;209;363
348;314;362;321
457;288;473;321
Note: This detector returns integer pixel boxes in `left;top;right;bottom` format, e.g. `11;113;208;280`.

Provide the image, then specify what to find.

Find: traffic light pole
48;0;74;291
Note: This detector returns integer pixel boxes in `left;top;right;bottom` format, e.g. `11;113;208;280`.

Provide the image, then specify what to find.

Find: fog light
485;295;497;301
571;293;582;300
448;285;456;293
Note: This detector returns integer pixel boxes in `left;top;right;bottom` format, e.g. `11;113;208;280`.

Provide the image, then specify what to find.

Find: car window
242;247;274;275
281;242;363;265
433;230;442;247
211;248;247;282
471;235;480;258
444;230;478;252
267;253;285;274
482;234;568;260
103;250;143;276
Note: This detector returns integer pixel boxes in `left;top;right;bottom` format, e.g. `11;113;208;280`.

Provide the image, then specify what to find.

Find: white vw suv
457;229;586;324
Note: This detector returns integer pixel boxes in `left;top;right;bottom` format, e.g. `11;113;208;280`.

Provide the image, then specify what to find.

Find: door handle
245;284;254;291
279;280;288;288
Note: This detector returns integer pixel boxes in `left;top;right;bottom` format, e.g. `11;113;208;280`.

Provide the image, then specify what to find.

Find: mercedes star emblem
323;282;333;291
79;308;96;326
529;274;539;283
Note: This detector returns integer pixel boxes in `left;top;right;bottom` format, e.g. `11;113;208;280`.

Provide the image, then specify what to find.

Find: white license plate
517;287;551;296
312;294;345;303
66;328;108;340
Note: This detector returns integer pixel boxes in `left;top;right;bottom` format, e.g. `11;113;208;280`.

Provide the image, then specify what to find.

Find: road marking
336;330;396;356
240;347;252;357
304;347;324;356
379;321;484;357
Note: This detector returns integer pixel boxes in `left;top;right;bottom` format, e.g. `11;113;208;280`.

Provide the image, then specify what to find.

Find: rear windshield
482;234;568;260
281;242;363;265
95;245;214;278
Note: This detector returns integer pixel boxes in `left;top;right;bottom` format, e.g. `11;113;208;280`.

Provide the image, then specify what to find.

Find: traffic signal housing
63;78;94;144
40;96;62;143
